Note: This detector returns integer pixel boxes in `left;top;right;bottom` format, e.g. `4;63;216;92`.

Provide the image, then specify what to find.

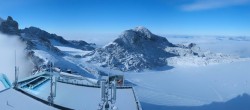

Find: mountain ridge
0;16;96;78
0;16;247;73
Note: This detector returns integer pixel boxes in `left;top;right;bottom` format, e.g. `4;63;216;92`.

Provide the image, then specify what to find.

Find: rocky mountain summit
88;26;178;71
0;16;19;35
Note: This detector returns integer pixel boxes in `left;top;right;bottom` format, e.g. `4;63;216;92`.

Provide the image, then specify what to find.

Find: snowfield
166;55;249;67
123;36;250;109
125;61;250;106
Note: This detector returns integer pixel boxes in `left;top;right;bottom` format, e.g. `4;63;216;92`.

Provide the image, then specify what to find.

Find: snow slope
32;49;96;78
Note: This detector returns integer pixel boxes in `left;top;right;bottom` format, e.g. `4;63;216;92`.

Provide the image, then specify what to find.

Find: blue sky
0;0;250;40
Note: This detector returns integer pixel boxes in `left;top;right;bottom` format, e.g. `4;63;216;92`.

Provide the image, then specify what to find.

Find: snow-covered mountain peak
88;27;177;71
114;26;172;48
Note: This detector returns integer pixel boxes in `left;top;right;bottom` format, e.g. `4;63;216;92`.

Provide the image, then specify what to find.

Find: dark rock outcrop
0;16;20;35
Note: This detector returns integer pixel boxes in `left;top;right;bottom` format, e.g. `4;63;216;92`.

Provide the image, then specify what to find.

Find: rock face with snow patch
20;27;95;52
20;27;66;55
88;26;177;71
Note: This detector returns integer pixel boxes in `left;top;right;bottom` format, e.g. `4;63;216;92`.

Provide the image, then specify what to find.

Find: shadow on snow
141;93;250;110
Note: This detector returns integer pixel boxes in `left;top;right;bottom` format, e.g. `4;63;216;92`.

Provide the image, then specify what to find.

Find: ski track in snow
207;80;224;102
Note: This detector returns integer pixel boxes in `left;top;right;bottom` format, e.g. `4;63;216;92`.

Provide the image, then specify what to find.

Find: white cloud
181;0;250;11
0;33;33;82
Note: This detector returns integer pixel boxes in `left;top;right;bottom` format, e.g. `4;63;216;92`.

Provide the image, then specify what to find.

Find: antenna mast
14;50;18;88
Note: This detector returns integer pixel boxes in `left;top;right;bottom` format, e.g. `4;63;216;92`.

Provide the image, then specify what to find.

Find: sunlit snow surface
123;36;250;108
125;61;250;106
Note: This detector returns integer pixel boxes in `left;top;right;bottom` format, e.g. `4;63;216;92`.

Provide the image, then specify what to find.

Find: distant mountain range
0;16;246;73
